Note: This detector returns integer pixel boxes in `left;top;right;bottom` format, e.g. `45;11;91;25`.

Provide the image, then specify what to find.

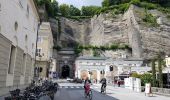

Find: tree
69;5;81;16
140;73;153;86
81;6;101;16
102;0;110;7
152;59;157;87
131;73;141;78
59;4;70;16
35;0;59;17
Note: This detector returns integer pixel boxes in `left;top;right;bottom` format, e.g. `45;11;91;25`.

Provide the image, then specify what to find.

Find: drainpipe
34;20;42;80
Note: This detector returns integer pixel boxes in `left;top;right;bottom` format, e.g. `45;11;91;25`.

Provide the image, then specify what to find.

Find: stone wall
0;34;11;88
13;47;24;86
59;5;170;59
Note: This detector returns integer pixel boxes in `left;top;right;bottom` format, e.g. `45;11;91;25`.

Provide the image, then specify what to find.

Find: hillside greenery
74;43;132;56
35;0;170;19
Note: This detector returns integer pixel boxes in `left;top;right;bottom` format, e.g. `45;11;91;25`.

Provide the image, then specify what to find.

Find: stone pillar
97;70;100;83
77;70;81;78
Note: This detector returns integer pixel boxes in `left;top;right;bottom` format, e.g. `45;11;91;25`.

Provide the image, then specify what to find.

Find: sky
56;0;103;9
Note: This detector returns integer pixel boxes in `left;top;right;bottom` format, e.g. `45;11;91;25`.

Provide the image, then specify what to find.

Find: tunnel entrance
61;65;70;78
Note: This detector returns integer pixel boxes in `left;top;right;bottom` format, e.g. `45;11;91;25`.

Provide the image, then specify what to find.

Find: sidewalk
93;84;170;100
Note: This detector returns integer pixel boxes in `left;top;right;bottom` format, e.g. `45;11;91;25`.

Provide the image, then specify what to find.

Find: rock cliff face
59;5;170;59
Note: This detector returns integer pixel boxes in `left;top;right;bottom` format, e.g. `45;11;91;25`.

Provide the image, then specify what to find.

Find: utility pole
152;59;156;87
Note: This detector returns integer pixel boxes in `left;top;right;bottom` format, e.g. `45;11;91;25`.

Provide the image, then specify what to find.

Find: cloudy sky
56;0;103;9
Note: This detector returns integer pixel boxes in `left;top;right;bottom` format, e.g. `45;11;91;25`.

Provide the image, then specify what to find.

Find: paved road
1;81;169;100
54;82;170;100
54;83;118;100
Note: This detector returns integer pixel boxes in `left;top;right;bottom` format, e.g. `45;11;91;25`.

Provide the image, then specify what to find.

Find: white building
165;56;170;67
0;0;39;96
36;22;54;78
75;56;151;82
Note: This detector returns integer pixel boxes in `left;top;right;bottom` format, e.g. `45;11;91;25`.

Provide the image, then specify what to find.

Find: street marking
76;86;80;88
70;86;74;88
65;86;68;88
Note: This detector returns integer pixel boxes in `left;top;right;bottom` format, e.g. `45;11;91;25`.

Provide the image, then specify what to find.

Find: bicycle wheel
84;91;87;98
103;87;106;94
88;90;92;100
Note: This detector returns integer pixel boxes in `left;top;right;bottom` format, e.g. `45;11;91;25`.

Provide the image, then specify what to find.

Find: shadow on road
92;90;119;100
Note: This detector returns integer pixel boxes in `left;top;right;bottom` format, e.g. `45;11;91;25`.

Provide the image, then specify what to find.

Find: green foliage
66;16;91;21
158;7;170;14
59;4;70;17
130;0;141;5
131;73;141;78
53;45;61;51
140;73;153;86
69;5;81;16
143;12;159;27
36;0;59;17
131;73;153;86
74;44;131;52
93;49;100;57
137;2;158;9
102;0;110;7
167;14;170;19
82;6;101;16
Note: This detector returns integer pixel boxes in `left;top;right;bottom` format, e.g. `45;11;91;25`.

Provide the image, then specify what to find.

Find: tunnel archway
61;65;70;78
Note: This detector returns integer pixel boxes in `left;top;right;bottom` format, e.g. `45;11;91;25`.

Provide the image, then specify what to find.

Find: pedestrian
118;81;120;87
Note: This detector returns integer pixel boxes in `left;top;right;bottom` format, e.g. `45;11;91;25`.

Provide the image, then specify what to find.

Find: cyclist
84;77;91;94
100;78;107;93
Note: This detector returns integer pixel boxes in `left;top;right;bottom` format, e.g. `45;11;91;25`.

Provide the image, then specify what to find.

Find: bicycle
84;84;92;100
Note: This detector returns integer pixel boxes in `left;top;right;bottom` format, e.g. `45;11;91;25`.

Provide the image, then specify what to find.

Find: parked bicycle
4;80;59;100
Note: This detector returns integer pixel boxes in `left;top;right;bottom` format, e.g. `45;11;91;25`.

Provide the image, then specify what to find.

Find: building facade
0;0;39;95
165;56;170;67
36;22;54;78
75;56;151;82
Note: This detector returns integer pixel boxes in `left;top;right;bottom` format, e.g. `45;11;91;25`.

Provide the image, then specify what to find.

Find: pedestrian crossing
59;86;99;89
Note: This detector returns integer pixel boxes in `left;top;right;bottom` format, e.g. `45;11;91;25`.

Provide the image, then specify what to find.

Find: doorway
62;65;70;78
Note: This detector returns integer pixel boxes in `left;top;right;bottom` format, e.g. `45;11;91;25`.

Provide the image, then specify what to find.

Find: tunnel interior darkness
62;65;70;78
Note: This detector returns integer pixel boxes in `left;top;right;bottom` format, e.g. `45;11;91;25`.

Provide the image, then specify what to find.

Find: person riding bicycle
100;78;107;93
84;77;91;94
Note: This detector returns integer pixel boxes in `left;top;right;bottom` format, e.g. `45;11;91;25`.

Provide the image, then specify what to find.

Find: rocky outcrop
59;18;91;47
58;5;170;59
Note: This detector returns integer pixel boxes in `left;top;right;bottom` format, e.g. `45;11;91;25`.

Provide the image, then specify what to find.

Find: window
37;36;43;43
26;5;29;17
32;43;34;49
19;0;23;8
8;46;17;74
0;3;1;11
21;53;27;75
36;48;42;57
14;22;18;31
25;35;28;42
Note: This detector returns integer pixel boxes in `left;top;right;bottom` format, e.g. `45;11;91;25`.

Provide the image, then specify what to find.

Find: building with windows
0;0;39;96
36;22;54;78
75;56;151;82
